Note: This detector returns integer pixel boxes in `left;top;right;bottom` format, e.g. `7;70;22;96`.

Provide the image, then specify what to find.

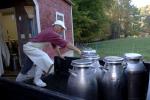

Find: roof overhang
0;0;34;9
0;0;73;9
64;0;74;6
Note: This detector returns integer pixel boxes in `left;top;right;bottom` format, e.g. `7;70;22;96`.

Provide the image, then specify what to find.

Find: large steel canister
102;56;127;100
81;48;104;79
81;48;104;99
67;59;98;100
81;48;101;68
146;72;150;100
124;53;147;100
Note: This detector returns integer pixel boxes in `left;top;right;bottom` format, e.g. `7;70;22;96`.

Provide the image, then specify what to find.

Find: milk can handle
103;63;109;70
122;61;127;69
68;69;77;76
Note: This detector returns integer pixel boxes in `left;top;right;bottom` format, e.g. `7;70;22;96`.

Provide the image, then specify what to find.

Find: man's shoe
33;79;47;87
16;73;33;82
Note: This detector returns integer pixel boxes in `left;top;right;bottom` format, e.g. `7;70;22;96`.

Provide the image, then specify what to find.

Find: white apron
23;42;53;73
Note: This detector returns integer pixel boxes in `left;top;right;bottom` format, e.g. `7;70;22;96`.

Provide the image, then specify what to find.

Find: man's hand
66;42;81;55
54;46;65;59
59;55;65;60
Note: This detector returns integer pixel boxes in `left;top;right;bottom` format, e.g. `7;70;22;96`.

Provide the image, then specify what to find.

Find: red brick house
0;0;74;70
38;0;74;59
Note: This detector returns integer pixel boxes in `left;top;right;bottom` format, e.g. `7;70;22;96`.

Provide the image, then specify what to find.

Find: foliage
140;5;150;15
140;5;150;33
128;5;141;35
72;0;111;42
72;0;149;42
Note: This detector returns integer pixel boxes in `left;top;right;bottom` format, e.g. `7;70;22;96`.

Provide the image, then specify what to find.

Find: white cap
52;20;66;30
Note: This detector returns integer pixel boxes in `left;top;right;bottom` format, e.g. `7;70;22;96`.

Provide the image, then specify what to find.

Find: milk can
81;48;104;80
81;48;102;68
146;72;150;100
102;56;127;100
67;59;98;100
124;53;147;100
81;48;104;99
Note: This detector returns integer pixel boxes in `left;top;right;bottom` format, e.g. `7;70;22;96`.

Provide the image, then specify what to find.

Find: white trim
71;6;74;45
56;11;66;40
56;12;64;21
33;0;41;33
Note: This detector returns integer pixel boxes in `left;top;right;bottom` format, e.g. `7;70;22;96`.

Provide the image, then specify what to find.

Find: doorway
0;0;37;80
0;7;20;78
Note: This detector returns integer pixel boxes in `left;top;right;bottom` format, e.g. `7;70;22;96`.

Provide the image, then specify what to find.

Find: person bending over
16;20;81;87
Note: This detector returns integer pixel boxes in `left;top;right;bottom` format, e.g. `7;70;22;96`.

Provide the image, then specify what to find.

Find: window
56;12;66;40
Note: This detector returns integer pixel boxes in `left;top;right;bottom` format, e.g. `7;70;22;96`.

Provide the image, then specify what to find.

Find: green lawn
79;37;150;62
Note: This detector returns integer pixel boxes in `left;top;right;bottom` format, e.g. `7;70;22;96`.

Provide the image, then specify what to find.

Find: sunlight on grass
77;37;150;62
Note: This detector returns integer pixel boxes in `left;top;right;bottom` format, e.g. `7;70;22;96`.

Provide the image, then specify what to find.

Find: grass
78;37;150;62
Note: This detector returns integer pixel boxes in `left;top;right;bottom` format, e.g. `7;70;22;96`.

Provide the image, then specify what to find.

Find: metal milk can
81;48;105;99
81;48;104;79
81;48;102;67
124;53;147;100
146;71;150;100
67;59;98;100
102;56;127;100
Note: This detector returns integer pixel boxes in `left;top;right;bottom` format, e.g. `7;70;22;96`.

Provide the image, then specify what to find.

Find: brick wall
38;0;73;59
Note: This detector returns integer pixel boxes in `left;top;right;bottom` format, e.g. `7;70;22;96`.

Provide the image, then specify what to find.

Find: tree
72;0;110;42
140;5;150;33
128;5;141;36
72;0;139;42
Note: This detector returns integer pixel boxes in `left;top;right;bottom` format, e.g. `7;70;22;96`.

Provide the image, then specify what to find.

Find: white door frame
33;0;41;33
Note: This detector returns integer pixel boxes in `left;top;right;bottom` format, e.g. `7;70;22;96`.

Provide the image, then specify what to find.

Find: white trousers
23;42;54;73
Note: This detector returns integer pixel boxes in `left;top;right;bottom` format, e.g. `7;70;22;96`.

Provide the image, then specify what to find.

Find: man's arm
66;42;81;55
54;46;64;59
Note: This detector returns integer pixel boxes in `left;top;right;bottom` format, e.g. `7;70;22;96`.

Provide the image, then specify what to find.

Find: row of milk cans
67;48;148;100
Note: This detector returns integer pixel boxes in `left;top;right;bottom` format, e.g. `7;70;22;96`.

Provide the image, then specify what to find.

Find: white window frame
56;11;66;40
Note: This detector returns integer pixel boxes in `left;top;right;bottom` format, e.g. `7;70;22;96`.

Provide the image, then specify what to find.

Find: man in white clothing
16;20;81;87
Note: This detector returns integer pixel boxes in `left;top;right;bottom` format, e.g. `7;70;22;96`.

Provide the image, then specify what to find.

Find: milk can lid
81;48;100;59
81;48;97;55
83;54;100;60
71;59;93;67
104;56;124;64
124;53;142;60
